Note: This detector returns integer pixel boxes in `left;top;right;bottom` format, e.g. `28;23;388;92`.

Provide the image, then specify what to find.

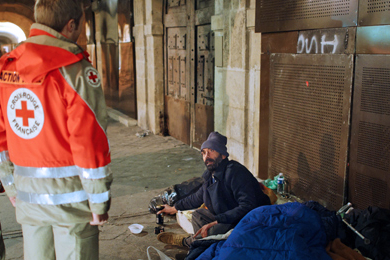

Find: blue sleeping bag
196;202;332;260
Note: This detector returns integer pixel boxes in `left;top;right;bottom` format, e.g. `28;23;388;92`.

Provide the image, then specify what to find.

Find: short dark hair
34;0;83;32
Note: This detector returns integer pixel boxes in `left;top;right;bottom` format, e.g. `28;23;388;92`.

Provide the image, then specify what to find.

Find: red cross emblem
16;101;34;126
88;71;98;83
85;67;100;86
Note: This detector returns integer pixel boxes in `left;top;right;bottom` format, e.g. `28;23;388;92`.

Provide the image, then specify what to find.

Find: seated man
157;132;271;247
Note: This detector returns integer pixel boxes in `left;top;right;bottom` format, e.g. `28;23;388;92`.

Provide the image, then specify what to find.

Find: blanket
194;202;332;260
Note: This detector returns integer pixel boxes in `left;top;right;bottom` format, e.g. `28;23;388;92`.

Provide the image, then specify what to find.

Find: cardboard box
176;210;195;234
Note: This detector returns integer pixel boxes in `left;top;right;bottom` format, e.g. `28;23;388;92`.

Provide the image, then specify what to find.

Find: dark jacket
175;158;270;225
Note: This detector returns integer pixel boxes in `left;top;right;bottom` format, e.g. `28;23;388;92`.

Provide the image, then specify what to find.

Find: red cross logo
16;101;35;127
88;71;98;83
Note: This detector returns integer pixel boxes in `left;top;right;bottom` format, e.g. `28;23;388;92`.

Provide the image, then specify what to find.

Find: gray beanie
201;132;229;157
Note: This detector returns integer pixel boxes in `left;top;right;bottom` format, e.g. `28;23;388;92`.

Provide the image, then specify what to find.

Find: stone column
133;0;164;134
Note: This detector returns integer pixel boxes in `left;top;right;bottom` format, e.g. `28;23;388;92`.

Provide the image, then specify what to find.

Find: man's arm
215;165;267;224
174;181;205;211
61;62;112;222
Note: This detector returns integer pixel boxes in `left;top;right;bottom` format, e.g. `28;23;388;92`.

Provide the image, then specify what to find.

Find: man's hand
194;221;218;238
90;212;108;226
9;197;16;207
157;204;178;215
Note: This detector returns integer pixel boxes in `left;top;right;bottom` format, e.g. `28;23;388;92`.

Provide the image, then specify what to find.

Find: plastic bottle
277;173;284;194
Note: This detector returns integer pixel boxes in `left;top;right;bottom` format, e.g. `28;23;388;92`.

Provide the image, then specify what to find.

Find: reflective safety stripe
14;165;79;179
13;165;110;180
77;165;110;179
0;151;9;164
0;174;14;186
87;190;110;204
17;190;88;205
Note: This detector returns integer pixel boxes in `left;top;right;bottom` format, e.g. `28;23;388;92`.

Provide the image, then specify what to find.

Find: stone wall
213;0;261;176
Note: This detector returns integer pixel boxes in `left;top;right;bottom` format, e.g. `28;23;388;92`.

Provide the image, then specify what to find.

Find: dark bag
343;206;390;260
148;177;204;213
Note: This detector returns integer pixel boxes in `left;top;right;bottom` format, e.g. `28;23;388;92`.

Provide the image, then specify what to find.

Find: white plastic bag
146;246;172;260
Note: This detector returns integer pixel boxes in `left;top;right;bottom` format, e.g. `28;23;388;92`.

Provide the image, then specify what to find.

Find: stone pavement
0;118;206;260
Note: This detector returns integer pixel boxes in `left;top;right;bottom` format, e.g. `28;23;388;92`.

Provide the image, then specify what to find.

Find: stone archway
0;12;33;39
0;3;34;39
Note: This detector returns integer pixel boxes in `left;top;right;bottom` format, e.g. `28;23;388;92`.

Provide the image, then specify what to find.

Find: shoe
157;232;188;246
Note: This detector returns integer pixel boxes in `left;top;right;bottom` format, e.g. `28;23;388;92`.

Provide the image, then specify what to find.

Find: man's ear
62;19;75;34
222;155;227;159
61;19;76;39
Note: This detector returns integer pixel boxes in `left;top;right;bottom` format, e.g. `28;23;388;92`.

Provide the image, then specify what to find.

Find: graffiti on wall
297;34;339;54
296;28;355;55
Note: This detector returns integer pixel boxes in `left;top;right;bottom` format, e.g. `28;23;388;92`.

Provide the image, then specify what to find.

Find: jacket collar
203;158;230;181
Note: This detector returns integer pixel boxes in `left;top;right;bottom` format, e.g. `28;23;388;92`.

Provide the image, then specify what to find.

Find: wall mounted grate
255;0;358;32
349;54;390;210
269;54;353;210
359;0;390;25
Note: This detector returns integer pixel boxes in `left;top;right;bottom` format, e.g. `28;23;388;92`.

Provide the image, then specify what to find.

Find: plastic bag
146;246;172;260
148;177;204;214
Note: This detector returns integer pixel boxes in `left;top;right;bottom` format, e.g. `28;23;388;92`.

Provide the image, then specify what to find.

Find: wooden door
164;0;214;147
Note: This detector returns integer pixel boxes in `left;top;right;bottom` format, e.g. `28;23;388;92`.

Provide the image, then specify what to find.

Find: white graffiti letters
297;34;339;54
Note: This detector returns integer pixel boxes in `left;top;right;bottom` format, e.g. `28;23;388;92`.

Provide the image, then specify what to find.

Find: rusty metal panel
117;42;136;118
259;32;298;180
193;103;214;149
356;25;390;54
349;54;390;210
99;42;119;108
297;28;356;54
196;25;214;106
256;0;358;33
165;95;191;145
269;53;354;210
358;0;390;26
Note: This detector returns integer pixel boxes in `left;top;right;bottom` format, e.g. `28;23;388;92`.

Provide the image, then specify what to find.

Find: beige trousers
22;223;99;260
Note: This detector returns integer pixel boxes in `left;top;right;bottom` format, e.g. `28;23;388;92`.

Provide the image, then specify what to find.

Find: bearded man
157;132;271;247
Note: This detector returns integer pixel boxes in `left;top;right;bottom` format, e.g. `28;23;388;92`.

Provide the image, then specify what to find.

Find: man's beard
204;154;223;171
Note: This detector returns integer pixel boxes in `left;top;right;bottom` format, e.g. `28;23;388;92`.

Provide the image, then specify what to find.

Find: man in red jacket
0;1;112;259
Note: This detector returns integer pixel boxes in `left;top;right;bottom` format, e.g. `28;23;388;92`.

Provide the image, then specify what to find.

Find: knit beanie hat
201;132;229;157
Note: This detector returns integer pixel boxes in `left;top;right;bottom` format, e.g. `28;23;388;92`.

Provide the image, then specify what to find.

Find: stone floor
0;118;206;260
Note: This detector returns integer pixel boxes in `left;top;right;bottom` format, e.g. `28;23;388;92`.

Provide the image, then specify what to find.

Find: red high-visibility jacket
0;24;112;225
